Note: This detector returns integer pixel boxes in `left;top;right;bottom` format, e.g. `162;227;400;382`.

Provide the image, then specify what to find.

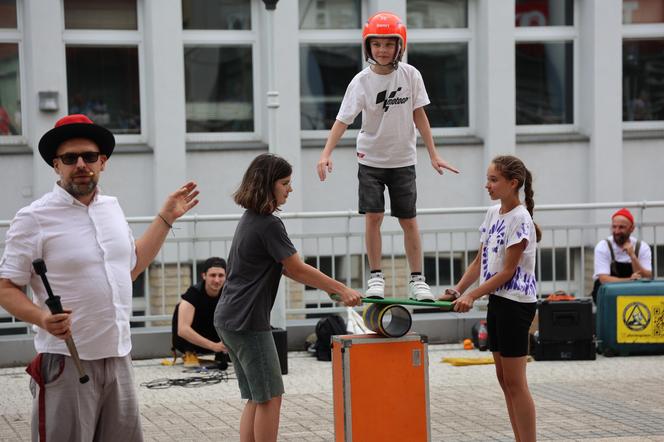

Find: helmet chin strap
366;57;400;70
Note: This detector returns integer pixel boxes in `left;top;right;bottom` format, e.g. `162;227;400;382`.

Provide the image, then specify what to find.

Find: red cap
612;208;634;225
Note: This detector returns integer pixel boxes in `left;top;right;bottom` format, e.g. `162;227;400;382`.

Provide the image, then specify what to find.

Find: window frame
61;0;146;144
298;1;367;140
182;0;260;142
622;21;664;130
0;0;25;146
297;28;368;140
300;1;476;139
514;1;579;134
407;0;476;136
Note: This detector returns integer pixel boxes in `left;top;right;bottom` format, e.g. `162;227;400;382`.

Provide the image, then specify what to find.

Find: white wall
101;154;155;217
0;156;34;219
1;0;662;244
623;139;664;202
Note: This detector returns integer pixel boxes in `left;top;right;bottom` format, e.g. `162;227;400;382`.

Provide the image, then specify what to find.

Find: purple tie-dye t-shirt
478;204;537;303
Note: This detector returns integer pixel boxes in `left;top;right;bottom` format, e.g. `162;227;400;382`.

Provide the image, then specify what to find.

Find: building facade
1;0;663;316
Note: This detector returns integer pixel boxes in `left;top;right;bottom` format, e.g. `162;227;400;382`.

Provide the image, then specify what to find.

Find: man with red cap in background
591;208;652;303
0;114;200;441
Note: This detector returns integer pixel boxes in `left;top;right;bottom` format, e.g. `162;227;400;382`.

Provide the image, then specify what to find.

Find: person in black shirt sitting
172;257;230;368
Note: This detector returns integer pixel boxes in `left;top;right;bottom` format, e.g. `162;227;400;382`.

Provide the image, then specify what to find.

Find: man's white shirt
0;184;137;359
593;235;652;280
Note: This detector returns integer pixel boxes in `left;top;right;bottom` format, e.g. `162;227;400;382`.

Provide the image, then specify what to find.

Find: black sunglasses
55;152;101;165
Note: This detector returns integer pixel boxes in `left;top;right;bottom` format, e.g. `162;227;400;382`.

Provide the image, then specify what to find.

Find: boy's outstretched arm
413;107;460;175
317;120;349;181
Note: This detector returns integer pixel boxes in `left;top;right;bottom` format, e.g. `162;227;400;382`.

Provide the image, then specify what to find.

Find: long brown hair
492;155;542;242
234;153;292;215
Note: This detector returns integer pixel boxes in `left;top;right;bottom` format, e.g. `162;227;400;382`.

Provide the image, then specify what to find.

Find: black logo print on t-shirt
375;87;409;112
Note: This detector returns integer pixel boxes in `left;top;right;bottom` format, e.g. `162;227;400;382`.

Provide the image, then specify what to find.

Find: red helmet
362;12;407;67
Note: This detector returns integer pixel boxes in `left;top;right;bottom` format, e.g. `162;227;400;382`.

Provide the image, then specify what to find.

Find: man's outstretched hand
159;182;200;225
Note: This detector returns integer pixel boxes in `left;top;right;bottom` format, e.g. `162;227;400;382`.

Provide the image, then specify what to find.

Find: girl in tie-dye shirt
439;155;541;442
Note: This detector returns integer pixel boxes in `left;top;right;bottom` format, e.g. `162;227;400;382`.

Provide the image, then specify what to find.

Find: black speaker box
272;328;288;375
538;299;593;342
530;336;596;361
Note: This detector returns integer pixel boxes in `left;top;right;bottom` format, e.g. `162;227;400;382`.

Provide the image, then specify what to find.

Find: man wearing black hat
0;114;199;441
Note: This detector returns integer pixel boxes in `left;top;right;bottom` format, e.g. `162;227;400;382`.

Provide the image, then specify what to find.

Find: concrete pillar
23;0;68;196
265;0;302;204
476;0;516;169
262;1;302;329
143;0;187;210
579;0;623;217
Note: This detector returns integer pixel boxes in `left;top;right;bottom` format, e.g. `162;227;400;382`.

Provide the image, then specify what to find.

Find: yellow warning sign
617;296;664;343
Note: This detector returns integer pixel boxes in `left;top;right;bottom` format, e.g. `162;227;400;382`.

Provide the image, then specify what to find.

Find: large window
623;0;664;24
515;0;576;130
623;0;664;125
184;46;253;132
64;0;143;137
64;0;137;30
66;47;140;133
300;44;362;130
299;0;363;133
183;0;256;138
183;0;251;30
0;0;18;29
299;0;361;30
407;0;471;131
0;0;21;138
409;43;469;129
299;1;472;134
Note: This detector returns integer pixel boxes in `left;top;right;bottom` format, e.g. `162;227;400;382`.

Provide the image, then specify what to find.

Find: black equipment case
531;299;596;361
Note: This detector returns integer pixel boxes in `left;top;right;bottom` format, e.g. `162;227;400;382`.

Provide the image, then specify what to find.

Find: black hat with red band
38;114;115;167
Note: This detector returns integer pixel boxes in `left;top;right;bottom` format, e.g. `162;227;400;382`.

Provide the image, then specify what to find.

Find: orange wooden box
332;333;430;442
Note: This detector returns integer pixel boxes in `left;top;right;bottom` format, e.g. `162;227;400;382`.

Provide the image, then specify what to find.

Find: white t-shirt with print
336;63;430;168
479;204;538;303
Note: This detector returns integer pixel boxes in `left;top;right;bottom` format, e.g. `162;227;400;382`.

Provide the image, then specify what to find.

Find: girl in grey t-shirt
214;153;361;442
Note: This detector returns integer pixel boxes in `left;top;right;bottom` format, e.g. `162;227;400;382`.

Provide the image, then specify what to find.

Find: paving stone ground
1;343;663;441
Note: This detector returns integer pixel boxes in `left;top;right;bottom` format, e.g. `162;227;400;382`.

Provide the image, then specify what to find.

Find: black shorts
357;164;417;219
487;295;537;357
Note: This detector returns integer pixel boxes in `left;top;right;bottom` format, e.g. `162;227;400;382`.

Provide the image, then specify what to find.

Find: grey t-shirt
214;210;296;331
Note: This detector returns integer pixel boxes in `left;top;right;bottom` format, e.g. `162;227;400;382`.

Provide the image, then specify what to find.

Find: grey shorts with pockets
357;164;417;219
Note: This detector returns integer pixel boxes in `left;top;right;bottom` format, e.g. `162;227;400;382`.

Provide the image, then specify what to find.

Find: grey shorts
358;164;417;219
218;329;284;403
27;353;142;442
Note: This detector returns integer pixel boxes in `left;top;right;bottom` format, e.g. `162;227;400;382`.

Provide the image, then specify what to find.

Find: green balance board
331;294;453;311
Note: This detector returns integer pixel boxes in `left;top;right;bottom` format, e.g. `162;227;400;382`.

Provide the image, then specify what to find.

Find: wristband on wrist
158;213;173;229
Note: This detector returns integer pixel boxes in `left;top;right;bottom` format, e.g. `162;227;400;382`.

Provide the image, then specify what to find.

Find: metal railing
1;201;663;334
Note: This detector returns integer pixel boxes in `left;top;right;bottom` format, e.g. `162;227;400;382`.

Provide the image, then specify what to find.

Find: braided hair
492;155;542;242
